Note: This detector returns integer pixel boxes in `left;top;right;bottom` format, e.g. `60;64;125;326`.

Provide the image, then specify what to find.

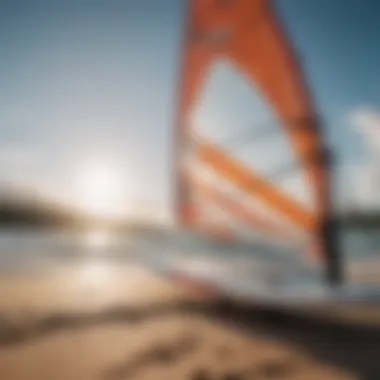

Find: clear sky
0;0;379;222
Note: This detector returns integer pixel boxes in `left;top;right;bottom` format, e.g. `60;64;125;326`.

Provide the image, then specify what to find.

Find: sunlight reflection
80;260;110;287
82;229;111;249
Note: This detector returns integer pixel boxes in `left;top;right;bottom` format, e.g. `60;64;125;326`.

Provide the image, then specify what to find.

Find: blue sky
277;0;380;210
0;0;379;222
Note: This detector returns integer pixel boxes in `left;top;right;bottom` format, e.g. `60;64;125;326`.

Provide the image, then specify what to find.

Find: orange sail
175;0;335;267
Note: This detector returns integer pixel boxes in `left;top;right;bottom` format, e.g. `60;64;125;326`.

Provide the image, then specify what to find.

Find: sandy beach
0;262;379;380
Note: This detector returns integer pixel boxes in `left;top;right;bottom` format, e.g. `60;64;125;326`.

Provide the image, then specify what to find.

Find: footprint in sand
105;333;200;379
216;345;233;360
253;359;294;378
190;368;213;380
191;369;247;380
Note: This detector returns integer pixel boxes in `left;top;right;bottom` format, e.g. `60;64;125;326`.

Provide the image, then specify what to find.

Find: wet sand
0;263;379;379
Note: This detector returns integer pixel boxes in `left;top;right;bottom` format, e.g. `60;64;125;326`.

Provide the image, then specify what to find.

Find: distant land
0;193;93;230
0;188;159;232
339;210;380;230
1;188;379;232
0;187;176;235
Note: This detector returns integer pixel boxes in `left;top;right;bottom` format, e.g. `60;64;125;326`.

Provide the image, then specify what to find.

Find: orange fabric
176;0;328;257
196;140;316;231
191;174;302;243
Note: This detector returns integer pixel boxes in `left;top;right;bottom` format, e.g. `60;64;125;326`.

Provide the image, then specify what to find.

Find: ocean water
0;228;379;300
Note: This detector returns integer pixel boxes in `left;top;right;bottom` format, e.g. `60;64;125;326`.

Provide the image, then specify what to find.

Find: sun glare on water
80;260;110;287
83;229;111;248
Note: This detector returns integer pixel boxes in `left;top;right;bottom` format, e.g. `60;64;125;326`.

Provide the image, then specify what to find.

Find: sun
72;161;126;219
